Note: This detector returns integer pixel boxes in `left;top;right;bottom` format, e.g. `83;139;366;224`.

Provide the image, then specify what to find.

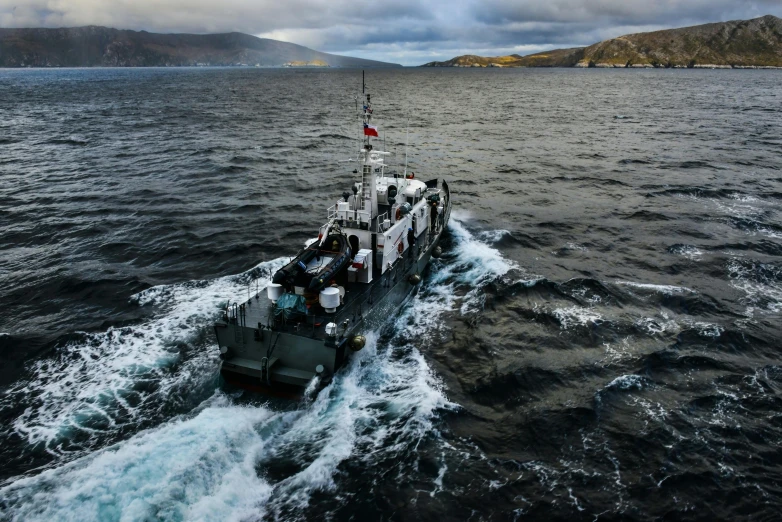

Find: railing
376;211;389;232
328;205;372;228
225;302;247;343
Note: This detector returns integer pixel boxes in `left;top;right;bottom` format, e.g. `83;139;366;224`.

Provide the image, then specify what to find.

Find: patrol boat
214;77;452;392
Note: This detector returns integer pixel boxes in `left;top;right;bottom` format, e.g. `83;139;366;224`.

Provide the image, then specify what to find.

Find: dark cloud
1;0;780;65
0;0;434;34
473;0;781;26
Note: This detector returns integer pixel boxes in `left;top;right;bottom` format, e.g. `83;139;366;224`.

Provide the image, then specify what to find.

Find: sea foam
1;258;287;461
0;217;513;520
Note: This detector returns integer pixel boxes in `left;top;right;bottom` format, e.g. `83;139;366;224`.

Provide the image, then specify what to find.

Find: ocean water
1;67;781;520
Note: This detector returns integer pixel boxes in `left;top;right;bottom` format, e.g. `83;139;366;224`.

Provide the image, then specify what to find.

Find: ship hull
215;230;446;392
214;189;451;393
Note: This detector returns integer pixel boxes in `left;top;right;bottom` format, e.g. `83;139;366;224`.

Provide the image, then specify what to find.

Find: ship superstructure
214;75;451;391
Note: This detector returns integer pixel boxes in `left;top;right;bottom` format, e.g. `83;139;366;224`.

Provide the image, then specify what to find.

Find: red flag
363;123;379;137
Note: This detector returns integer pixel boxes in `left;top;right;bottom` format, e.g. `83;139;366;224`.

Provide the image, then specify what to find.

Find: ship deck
227;241;427;341
223;179;451;343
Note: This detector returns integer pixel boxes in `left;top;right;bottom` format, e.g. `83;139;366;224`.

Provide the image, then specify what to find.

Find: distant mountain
422;48;584;68
422;15;782;68
0;26;401;68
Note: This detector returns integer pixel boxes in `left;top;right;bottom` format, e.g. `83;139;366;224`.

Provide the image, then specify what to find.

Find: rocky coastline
423;15;782;69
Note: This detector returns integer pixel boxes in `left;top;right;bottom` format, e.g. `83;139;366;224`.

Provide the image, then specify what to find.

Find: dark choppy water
1;67;781;520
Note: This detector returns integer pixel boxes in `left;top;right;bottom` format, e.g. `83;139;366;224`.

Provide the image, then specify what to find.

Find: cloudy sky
2;1;781;65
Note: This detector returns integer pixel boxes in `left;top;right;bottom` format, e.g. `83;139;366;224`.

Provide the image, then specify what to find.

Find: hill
0;26;401;68
577;14;782;68
422;15;782;68
422;48;584;68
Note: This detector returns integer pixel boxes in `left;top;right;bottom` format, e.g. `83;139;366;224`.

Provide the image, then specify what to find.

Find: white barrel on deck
319;287;340;313
267;283;284;302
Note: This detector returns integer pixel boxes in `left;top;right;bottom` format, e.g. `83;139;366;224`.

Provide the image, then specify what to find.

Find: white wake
1;214;515;521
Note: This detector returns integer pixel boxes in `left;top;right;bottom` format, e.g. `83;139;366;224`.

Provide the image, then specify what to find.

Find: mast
404;118;409;174
360;71;378;219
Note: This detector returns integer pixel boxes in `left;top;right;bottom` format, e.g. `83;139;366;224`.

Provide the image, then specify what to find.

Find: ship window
407;197;414;205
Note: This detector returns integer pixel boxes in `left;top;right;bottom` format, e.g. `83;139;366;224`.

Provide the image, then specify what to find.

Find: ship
213;74;452;392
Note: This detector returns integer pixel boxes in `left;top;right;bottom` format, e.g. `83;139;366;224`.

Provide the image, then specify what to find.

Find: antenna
355;94;361;162
404;117;409;173
354;94;360;162
362;70;365;94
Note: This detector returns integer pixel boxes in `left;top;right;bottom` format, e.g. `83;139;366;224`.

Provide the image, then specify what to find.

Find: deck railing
327;205;371;226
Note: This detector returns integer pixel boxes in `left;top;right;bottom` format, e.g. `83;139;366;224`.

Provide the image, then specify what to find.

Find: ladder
361;164;372;202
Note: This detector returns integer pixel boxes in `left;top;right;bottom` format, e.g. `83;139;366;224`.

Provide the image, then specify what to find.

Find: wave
0;258;288;466
727;259;782;316
667;244;703;260
614;281;694;295
715;240;782;256
296;142;324;150
633;315;679;336
470;366;567;406
0;331;453;521
728;217;782;239
614;280;732;317
551;306;603;330
622;210;671;221
1;396;278;521
551;242;590;257
217;165;249;174
437;213;518;316
603;374;649;392
646;187;744;200
40;138;90;146
561;278;621;305
317;133;352;140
